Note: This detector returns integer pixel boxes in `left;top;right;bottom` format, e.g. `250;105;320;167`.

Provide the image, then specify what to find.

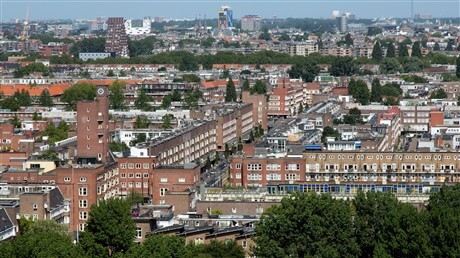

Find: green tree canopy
321;126;340;144
39;89;54;107
287;62;320;82
71;37;106;57
371;41;383;61
330;57;357;77
225;78;237;102
61;82;96;110
80;199;136;257
254;192;359;257
386;42;396;58
13;89;32;107
370;78;382;103
135;88;153;111
109;80;126;110
2;220;81;258
430;88;448;99
348;79;370;105
411;41;423;58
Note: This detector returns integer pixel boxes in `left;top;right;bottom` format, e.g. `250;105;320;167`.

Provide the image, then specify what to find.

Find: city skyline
2;0;459;21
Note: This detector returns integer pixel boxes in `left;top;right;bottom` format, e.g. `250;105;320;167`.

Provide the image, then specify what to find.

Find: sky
2;0;459;21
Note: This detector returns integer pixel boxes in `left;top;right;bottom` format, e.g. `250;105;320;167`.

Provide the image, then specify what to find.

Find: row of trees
348;78;403;106
254;186;460;257
0;199;245;258
0;88;54;111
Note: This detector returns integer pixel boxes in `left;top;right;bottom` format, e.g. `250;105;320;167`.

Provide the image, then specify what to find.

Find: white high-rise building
125;17;151;35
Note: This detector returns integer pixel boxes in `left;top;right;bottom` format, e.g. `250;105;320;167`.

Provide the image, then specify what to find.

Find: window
235;163;241;169
247;163;262;170
143;182;148;188
242;240;247;249
121;173;126;178
247;174;262;181
128;182;134;188
286;174;298;181
79;200;88;208
32;214;38;221
128;163;134;169
267;173;281;181
121;182;126;188
79;223;85;232
80;177;87;182
143;173;149;178
285;164;300;171
266;164;281;171
33;203;38;210
178;178;185;183
64;177;71;182
195;238;204;245
160;178;168;182
79;188;87;196
143;163;149;169
135;173;141;178
136;182;141;188
232;207;237;214
135;163;141;169
120;163;126;169
79;211;88;220
160;188;168;196
128;173;134;178
136;228;142;239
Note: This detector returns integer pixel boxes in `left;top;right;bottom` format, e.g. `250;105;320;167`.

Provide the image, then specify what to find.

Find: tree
79;199;136;257
287;62;320;82
242;80;250;91
380;58;401;74
42;121;70;145
61;82;96;110
278;34;290;41
130;133;147;146
430;88;448;99
183;88;202;109
348;79;370;105
456;56;460;78
427;185;460;257
205;156;212;170
214;152;220;164
39;89;54;107
330;57;357;77
107;70;115;77
0;97;19;111
189;240;245;258
354;191;431;258
398;42;409;57
109;141;129;152
321;126;340;144
370;78;382;103
225;78;237;102
13;89;32;107
161;94;172;109
433;42;440;51
6;220;81;258
134;115;149;129
161;114;174;129
109;81;125;110
250;80;267;95
128;234;189;257
11;115;21;128
135;89;152;111
171;89;181;101
254;192;359;257
411;41;422;58
371;41;383;61
249;130;255;143
386;42;396;58
344;33;353;46
70;37;106;56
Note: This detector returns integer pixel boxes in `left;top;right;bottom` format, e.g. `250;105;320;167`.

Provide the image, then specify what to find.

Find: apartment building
288;41;319;57
18;188;69;224
151;164;200;205
105;17;129;58
268;78;304;117
400;106;437;132
230;151;460;194
136;121;217;165
242;91;268;130
39;42;70;57
216;103;253;150
118;157;155;198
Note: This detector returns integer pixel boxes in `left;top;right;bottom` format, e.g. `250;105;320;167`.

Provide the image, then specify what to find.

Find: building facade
105;17;129;58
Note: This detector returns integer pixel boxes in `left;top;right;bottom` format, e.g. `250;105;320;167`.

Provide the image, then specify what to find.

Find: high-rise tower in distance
218;5;233;29
105;17;129;58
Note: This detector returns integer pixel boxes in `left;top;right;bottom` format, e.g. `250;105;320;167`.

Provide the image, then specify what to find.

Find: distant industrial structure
218;5;233;29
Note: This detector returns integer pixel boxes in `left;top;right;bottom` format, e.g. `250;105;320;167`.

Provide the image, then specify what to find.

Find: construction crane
20;6;29;42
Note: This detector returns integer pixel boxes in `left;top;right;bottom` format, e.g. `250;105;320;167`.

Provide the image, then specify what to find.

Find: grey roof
0;208;14;233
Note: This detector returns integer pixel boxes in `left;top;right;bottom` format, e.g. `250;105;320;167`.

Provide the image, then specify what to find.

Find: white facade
125;18;151;35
